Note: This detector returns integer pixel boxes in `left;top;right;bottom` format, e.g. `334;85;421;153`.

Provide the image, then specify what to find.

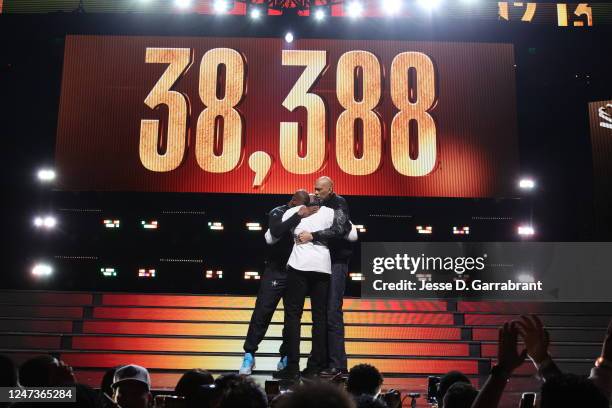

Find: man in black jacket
239;189;319;375
297;176;353;377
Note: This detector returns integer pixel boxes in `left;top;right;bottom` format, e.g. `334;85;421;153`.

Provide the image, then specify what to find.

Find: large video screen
56;35;518;197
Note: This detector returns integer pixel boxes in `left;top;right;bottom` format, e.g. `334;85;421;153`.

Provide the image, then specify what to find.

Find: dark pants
284;266;330;371
243;261;288;355
327;262;348;370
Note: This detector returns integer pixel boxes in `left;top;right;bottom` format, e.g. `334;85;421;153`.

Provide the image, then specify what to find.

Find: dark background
1;11;610;294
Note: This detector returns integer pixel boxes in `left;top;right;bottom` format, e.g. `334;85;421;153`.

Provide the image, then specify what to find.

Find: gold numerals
140;47;438;179
140;47;246;174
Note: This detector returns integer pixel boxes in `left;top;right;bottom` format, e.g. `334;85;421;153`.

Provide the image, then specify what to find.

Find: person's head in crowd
437;371;471;408
175;369;214;399
0;355;18;387
269;392;292;408
347;364;384;398
276;381;356;408
217;375;267;408
204;373;243;408
442;382;478;408
354;394;387;408
19;355;76;387
111;364;152;408
540;373;609;408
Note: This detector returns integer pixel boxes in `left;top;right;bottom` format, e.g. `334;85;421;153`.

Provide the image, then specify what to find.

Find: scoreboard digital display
56;35;519;197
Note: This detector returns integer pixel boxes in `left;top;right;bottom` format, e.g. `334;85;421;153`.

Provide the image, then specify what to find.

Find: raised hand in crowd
470;322;526;408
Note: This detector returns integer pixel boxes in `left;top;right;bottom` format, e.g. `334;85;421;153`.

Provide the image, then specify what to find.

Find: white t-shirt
282;205;334;274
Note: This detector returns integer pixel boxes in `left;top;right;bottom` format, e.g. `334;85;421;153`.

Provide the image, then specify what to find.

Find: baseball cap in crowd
111;365;151;390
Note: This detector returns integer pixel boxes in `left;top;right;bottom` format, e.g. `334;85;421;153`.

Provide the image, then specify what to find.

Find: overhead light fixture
244;271;261;280
250;8;262;18
313;7;327;20
517;273;535;283
453;226;470;235
101;268;117;277
246;222;262;231
349;272;365;281
141;220;158;229
175;0;192;9
33;216;57;229
138;268;156;278
32;263;53;277
417;0;442;11
517;225;535;236
346;1;364;18
205;270;223;279
104;219;120;229
208;221;224;231
416;225;433;234
518;178;536;190
284;32;294;43
213;0;232;13
382;0;402;15
37;168;56;182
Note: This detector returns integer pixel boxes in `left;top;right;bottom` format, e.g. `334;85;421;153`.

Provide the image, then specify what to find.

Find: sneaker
277;356;288;371
239;353;255;375
300;366;320;380
272;367;300;381
319;367;348;377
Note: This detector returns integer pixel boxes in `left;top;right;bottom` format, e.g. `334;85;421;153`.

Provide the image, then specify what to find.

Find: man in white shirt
272;199;335;380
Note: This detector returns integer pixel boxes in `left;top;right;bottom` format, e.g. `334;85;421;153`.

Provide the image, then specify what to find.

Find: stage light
43;216;57;228
250;8;262;18
32;263;53;277
208;221;224;231
101;267;117;277
517;273;535;283
213;0;229;12
382;0;402;15
244;271;261;280
349;272;365;281
141;220;158;229
104;219;120;229
246;222;262;231
138;268;156;278
417;0;442;11
175;0;192;9
354;224;367;233
313;8;326;20
205;270;223;279
37;168;56;182
284;32;294;43
519;178;536;190
416;225;433;234
453;226;470;235
517;225;535;236
33;216;57;229
346;1;364;18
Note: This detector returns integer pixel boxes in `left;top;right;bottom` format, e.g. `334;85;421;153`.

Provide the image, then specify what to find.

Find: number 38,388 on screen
139;47;438;181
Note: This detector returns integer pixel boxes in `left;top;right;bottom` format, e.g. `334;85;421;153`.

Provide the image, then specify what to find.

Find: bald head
314;176;334;201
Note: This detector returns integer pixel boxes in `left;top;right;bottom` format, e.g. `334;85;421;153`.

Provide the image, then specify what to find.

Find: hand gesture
497;321;528;374
515;314;550;364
